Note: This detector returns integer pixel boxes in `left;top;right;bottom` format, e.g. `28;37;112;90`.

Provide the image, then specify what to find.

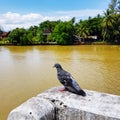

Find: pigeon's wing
65;76;82;92
65;76;86;96
57;70;71;84
58;70;81;92
70;77;82;90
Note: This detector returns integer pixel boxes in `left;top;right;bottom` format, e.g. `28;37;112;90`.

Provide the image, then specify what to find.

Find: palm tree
109;0;117;13
102;9;114;41
102;0;120;43
113;13;120;43
117;0;120;13
109;0;120;13
77;20;89;38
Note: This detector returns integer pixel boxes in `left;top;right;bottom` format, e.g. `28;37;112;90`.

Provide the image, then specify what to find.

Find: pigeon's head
53;63;62;70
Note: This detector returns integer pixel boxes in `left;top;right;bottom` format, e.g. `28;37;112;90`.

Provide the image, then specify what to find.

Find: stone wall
8;86;120;120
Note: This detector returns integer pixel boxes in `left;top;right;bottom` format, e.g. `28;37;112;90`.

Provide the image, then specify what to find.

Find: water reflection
0;45;120;119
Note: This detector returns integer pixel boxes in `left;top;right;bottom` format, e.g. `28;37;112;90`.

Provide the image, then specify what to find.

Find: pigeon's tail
77;89;86;96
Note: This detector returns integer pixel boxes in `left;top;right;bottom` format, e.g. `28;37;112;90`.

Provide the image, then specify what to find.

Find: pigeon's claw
59;88;66;92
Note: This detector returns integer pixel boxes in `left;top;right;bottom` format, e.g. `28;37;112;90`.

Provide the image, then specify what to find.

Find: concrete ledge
7;97;55;120
8;86;120;120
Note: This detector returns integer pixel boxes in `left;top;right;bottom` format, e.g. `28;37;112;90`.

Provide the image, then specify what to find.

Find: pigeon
53;63;86;96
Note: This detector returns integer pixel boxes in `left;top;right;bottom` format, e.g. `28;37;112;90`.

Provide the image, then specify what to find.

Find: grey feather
54;63;86;96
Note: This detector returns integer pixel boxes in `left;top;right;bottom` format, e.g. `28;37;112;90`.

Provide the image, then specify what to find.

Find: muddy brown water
0;45;120;119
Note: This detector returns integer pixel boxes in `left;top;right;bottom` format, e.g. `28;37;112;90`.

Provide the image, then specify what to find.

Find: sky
0;0;111;31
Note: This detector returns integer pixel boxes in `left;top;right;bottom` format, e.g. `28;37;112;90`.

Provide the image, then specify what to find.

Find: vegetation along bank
0;0;120;45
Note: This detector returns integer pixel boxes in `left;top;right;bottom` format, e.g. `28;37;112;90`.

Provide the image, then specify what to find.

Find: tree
36;28;46;43
8;28;21;44
28;26;38;36
53;20;75;45
102;9;115;41
87;16;103;39
102;0;120;43
112;13;120;43
109;0;120;13
117;0;120;13
76;20;89;38
8;28;34;45
36;20;60;43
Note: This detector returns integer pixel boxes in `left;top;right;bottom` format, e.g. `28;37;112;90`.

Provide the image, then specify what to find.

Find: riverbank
0;41;116;46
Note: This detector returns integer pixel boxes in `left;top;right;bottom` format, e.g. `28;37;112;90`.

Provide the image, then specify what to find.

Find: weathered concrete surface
39;86;120;120
8;86;120;120
7;97;55;120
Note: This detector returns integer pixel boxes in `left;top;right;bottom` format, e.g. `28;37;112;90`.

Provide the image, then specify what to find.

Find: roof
0;32;10;38
43;29;51;35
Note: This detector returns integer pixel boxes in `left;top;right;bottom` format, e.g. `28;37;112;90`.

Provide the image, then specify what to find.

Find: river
0;45;120;119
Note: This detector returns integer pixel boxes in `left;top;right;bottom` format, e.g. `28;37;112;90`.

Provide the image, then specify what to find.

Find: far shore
0;41;117;46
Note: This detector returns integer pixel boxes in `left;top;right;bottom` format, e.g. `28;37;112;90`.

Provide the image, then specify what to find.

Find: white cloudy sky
0;0;110;31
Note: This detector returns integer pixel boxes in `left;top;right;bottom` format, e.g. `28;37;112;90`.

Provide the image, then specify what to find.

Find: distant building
72;35;98;44
73;35;85;45
43;29;51;35
0;32;10;40
85;36;97;40
84;35;98;43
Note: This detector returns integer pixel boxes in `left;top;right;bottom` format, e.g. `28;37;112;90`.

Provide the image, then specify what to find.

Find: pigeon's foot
59;88;66;92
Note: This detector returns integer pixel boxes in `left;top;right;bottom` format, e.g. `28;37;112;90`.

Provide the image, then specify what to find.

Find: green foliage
0;38;10;44
2;1;120;45
101;0;120;44
75;19;90;37
8;27;35;45
75;15;103;40
109;0;120;13
47;34;54;42
53;20;75;45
